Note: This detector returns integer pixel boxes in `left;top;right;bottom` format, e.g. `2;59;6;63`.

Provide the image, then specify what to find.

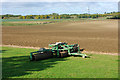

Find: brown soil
2;19;118;53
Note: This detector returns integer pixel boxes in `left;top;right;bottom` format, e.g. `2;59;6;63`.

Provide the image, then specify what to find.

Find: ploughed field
2;20;118;53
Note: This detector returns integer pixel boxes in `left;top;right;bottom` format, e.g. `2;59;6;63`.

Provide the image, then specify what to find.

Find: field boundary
1;45;118;56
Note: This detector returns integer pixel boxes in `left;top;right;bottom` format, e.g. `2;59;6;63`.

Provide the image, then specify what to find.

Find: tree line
1;12;120;19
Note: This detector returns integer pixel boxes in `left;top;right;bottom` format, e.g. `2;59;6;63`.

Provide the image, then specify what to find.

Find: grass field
1;18;106;26
2;19;118;53
2;47;118;78
2;19;61;26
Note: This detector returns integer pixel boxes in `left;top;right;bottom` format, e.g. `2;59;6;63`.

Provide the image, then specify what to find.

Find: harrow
30;42;88;61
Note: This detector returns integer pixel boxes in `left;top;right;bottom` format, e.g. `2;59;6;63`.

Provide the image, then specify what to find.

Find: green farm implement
30;42;88;61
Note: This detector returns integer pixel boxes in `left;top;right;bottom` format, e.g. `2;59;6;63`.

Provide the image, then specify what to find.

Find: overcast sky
2;2;118;15
1;0;119;2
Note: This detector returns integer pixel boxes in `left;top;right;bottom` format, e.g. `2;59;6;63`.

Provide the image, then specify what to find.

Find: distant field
2;19;118;53
1;18;105;26
2;19;63;26
2;47;118;78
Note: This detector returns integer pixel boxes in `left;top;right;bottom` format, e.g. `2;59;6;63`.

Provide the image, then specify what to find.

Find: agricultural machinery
30;42;88;61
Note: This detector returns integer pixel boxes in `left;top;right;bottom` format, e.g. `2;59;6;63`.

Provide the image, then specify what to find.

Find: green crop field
1;19;61;26
1;47;118;78
1;18;105;26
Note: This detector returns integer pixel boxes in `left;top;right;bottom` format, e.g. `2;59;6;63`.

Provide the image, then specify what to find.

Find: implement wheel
29;55;35;61
59;51;68;58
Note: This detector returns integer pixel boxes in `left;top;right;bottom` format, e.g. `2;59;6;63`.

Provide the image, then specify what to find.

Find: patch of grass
2;19;63;26
1;47;118;78
2;18;106;26
2;22;40;26
2;19;62;22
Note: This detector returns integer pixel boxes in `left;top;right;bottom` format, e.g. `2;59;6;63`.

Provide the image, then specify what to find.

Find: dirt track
2;19;118;53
